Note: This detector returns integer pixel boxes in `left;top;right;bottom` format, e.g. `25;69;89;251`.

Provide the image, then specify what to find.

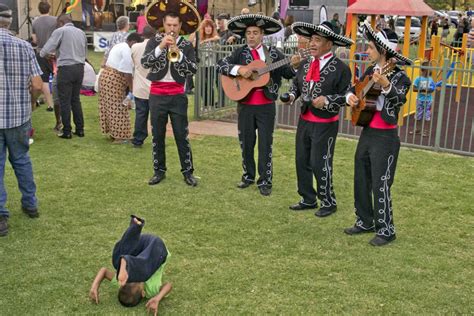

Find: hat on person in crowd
361;20;413;65
291;21;354;47
217;13;230;20
227;14;283;36
0;4;13;18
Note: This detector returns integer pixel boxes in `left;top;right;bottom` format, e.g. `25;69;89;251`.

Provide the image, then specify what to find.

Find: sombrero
361;20;413;65
145;0;201;35
227;14;283;36
291;21;354;47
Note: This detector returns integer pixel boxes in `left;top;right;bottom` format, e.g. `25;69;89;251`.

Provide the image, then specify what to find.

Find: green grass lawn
0;50;473;314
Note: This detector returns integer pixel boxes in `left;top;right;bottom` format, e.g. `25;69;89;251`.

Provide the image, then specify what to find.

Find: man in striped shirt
0;4;43;237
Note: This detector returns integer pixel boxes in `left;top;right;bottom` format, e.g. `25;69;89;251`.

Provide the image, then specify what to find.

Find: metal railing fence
194;44;474;156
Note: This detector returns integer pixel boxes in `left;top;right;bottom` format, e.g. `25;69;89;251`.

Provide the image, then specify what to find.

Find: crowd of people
1;1;472;313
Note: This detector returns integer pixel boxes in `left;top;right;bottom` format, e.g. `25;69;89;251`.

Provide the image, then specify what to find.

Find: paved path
165;120;238;138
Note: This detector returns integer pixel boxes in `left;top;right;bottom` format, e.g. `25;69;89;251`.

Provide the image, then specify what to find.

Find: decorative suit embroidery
377;155;396;237
319;137;337;209
383;72;406;117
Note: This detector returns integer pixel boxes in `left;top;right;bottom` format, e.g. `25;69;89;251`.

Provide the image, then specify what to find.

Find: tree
424;0;453;10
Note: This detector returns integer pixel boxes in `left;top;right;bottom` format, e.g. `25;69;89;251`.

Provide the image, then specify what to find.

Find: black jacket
289;56;352;118
141;35;197;84
216;45;296;101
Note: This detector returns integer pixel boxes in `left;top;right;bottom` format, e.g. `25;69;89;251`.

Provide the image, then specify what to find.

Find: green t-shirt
112;251;170;298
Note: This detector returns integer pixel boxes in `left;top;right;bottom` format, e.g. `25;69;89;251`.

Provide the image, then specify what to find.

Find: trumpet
167;31;180;63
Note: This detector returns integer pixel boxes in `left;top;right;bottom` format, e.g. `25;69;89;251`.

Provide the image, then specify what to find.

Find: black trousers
295;119;338;210
237;103;275;187
57;64;85;135
353;128;400;238
132;97;150;145
149;93;194;175
112;216;167;283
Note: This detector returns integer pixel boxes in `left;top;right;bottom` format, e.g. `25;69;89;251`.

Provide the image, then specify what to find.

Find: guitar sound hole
250;71;259;81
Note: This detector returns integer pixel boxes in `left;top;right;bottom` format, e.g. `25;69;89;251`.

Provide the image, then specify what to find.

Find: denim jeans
0;120;37;218
132;97;150;145
82;2;95;29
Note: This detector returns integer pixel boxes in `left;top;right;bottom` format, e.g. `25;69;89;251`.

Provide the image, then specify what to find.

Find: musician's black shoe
369;235;396;246
344;226;375;235
237;180;253;189
314;207;337;217
184;174;198;187
289;202;317;211
258;185;272;196
148;173;166;185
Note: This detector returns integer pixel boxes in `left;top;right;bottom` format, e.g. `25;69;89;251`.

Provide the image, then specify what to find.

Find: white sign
319;5;328;23
93;32;114;52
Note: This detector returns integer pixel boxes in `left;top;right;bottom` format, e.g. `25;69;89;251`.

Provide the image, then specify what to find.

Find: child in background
135;5;147;35
89;215;172;315
412;61;435;136
80;59;97;96
50;57;63;132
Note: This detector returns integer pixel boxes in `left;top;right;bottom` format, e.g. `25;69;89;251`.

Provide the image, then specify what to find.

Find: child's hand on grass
89;286;99;304
146;298;160;316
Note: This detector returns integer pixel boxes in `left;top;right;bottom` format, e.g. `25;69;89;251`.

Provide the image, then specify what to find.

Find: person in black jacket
141;11;198;187
284;21;353;217
344;22;412;246
217;14;300;196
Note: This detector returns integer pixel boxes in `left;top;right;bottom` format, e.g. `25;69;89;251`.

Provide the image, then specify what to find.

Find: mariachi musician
344;21;412;246
141;0;201;187
284;21;353;217
216;14;300;196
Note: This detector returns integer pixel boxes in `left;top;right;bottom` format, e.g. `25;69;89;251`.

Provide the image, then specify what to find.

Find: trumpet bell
168;50;180;63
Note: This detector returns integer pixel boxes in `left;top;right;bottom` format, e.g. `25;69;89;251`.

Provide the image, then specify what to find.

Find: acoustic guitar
220;49;310;101
351;59;396;127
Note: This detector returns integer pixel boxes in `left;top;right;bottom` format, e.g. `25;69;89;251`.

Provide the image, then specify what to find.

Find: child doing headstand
89;215;171;315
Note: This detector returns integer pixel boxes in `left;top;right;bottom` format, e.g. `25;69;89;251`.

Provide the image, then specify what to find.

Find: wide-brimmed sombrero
227;14;283;36
291;21;354;47
361;20;413;65
145;0;201;35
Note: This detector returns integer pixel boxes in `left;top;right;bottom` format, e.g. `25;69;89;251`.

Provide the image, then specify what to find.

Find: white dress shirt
154;37;184;82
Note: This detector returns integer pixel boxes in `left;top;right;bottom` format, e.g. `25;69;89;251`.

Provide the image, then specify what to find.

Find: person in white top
98;32;143;144
82;60;97;91
131;26;154;147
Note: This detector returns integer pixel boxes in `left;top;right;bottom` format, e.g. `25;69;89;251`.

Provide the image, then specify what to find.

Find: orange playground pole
347;14;358;120
417;16;428;60
402;16;412;58
455;34;468;102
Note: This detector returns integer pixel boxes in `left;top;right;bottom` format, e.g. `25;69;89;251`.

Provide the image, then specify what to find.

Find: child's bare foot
133;217;142;225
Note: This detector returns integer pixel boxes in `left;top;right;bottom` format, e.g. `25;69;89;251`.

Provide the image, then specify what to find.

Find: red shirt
241;45;273;105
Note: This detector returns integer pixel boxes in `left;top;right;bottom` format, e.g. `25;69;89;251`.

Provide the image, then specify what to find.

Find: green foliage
0;52;473;314
425;0;452;10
